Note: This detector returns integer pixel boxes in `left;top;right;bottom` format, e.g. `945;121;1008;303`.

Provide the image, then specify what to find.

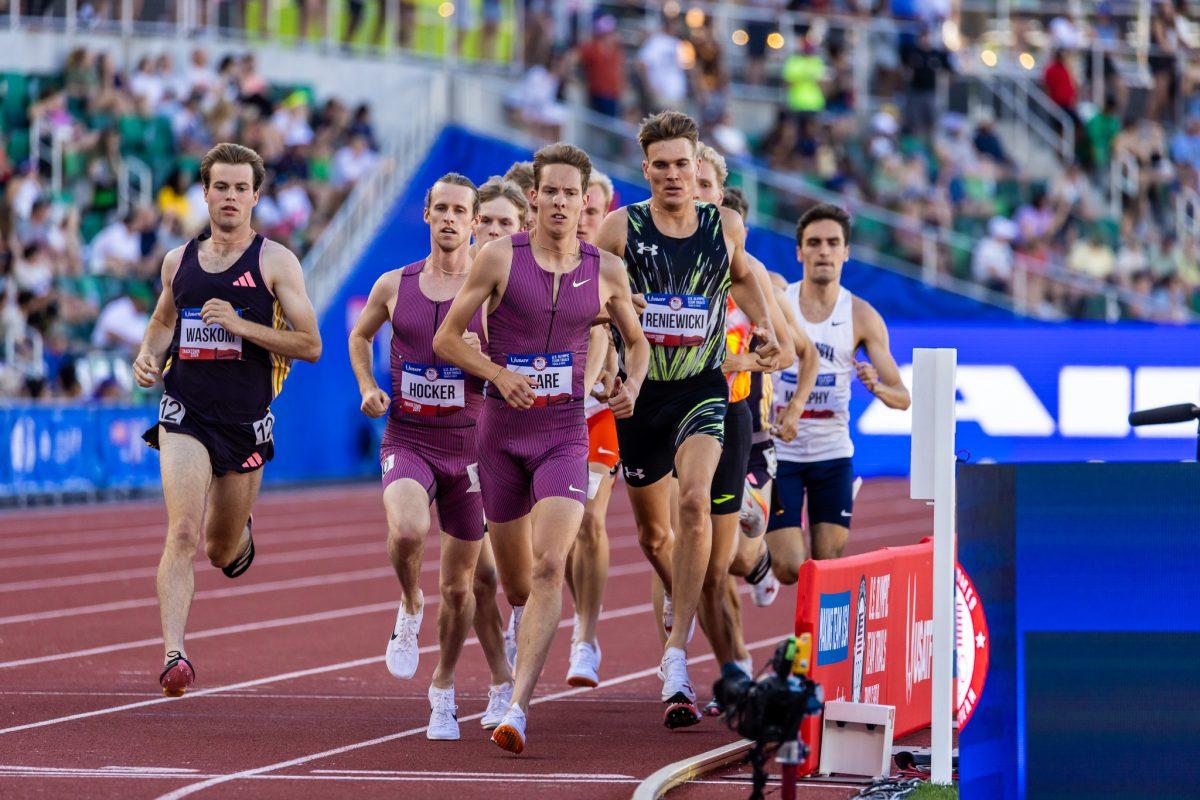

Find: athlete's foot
735;657;753;678
566;639;601;688
481;681;513;730
385;591;423;679
703;697;723;717
750;569;781;607
426;685;460;741
221;516;255;579
739;482;768;538
491;705;527;754
159;650;196;697
659;647;701;729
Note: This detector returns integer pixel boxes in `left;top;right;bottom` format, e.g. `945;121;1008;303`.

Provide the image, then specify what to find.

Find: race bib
773;370;798;422
803;373;839;419
507;352;572;406
179;307;243;360
158;393;185;425
641;293;709;347
400;362;465;416
252;409;275;445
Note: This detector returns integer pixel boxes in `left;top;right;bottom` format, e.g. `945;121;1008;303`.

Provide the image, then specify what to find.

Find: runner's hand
200;299;244;335
360;386;390;418
462;331;482;352
592;364;617;402
493;369;537;409
631;293;647;316
772;406;802;443
133;352;160;387
855;359;880;394
751;326;780;366
608;376;638;419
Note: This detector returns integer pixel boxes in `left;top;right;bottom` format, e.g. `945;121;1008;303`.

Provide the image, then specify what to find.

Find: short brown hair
696;142;728;188
477;176;529;221
200;142;266;191
721;186;748;218
796;203;852;245
532;143;592;193
503;161;535;194
425;172;480;216
637;110;699;154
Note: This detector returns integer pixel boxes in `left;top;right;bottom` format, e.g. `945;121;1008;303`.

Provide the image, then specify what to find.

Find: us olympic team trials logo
533;356;547;371
668;295;683;311
424;367;439;382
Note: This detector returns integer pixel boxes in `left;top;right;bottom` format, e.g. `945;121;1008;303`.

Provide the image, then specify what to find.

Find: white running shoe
659;647;701;729
426;686;459;740
735;657;754;678
750;569;781;607
739;482;768;538
566;640;602;688
481;682;513;730
491;705;527;754
385;592;423;679
504;610;520;671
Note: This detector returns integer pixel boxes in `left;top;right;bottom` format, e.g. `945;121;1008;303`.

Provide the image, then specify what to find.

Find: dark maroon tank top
163;233;287;423
485;231;601;405
386;260;486;428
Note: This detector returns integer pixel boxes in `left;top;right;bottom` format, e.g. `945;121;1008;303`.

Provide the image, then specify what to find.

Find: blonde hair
477;177;529;221
695;142;728;189
588;170;614;210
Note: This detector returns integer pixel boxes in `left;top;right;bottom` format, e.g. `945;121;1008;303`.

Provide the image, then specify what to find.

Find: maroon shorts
380;422;484;542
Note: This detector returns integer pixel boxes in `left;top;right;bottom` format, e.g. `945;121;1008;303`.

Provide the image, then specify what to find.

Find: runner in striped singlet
133;144;322;697
434;144;648;754
595;112;781;729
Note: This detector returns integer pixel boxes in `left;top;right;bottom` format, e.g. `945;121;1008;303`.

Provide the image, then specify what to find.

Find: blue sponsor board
817;590;851;665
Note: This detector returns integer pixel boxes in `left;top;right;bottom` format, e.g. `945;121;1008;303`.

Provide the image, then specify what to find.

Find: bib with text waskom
507;352;572;406
400;362;466;416
642;293;709;347
179;307;243;360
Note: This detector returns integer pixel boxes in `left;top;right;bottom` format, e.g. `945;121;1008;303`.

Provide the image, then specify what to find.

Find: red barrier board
794;541;939;775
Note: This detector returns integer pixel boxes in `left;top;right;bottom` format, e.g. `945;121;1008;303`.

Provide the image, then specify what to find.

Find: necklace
532;237;580;258
428;261;469;277
209;229;256;248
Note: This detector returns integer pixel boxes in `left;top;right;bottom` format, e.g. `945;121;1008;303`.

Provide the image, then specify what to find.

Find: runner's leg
156;428;213;660
430;532;484;689
384;478;432;615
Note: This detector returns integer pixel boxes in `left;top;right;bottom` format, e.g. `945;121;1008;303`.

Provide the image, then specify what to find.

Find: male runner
472;177;528;258
767;204;911;580
502;161;537;228
134;143;322;696
348;173;513;740
595;111;780;728
563;169;619;688
434;143;648;753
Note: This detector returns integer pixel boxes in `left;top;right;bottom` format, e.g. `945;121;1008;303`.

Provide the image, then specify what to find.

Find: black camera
712;635;824;800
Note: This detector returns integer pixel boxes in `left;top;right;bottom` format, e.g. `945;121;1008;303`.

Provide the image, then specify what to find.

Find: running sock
511;604;524;628
745;550;772;585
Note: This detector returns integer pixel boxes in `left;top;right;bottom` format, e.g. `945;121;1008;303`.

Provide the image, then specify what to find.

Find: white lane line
154;630;786;800
311;770;636;778
0;770;644;784
0;567;661;735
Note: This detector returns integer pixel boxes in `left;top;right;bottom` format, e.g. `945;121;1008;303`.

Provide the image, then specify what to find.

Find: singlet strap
512;231;532;249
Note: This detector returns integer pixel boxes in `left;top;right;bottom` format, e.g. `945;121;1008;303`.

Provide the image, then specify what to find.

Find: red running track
0;478;930;800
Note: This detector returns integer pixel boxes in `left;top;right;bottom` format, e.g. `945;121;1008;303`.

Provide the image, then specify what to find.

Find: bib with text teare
400;362;466;416
507;352;573;406
179;307;243;360
641;293;709;347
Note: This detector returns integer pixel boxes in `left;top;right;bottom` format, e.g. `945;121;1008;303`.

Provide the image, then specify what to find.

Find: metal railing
303;85;447;317
964;68;1075;166
116;156;152;218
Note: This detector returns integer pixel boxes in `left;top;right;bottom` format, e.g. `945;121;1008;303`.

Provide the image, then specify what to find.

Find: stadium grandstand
0;3;1196;800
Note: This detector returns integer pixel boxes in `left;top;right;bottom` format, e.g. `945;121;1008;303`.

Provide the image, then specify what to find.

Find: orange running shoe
159;650;195;697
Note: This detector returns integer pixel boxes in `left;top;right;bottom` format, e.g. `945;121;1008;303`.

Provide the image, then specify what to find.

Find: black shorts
143;394;275;477
767;457;854;531
747;440;777;489
710;400;752;515
616;369;727;488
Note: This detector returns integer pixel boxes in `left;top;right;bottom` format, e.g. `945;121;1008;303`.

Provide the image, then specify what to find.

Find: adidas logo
241;452;263;469
232;271;257;288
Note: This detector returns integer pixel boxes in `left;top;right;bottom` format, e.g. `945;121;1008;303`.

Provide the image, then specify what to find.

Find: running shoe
739;482;768;538
159;650;196;697
703;697;724;717
736;657;754;678
221;515;255;578
481;682;513;730
385;592;423;679
491;705;527;754
566;640;601;688
426;686;460;741
659;647;701;729
503;609;519;671
750;569;781;607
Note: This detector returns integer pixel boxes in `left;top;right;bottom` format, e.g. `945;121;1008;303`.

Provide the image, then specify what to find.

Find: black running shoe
222;515;254;579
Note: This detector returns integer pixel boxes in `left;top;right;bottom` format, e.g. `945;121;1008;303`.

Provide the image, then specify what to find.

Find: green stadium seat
118;115;147;156
81;209;109;242
6;127;29;162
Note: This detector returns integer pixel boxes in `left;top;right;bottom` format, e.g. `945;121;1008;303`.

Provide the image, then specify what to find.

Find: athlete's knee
637;520;671;558
204;533;240;568
531;551;567;587
440;575;473;611
812;541;846;560
164;522;201;555
729;548;757;577
677;484;710;528
386;521;424;554
577;508;607;549
771;560;801;585
472;561;497;600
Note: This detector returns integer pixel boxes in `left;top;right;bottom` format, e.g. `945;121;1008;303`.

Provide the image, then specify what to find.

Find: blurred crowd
0;44;381;400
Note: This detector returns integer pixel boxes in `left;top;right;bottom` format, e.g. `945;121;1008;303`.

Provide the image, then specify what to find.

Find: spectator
972;113;1010;167
636;18;688;113
90;285;152;352
129;55;167;110
972;216;1017;294
782;38;826;123
1066;230;1116;281
901;27;951;139
88;211;143;275
689;17;729;120
332;133;379;189
1170;115;1200;171
577;14;625;118
1086;97;1123;174
1148;1;1181;123
1043;48;1092;168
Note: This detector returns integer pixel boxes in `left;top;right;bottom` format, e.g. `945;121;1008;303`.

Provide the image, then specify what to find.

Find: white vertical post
909;348;957;787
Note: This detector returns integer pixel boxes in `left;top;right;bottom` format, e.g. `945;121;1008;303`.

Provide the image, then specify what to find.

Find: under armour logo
624;466;645;479
635;242;658;257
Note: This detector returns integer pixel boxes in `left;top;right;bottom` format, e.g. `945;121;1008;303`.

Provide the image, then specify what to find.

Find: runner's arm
204;243;322;362
600;251;648;418
854;298;910;410
772;292;819;443
133;247;183;387
722;209;778;360
594;207;628;259
583;323;609;395
348;272;398;417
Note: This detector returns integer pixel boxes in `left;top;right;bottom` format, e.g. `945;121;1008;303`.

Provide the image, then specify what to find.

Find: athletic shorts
587;407;620;471
477;398;589;523
747;440;777;489
615;369;727;488
380;423;484;542
710;400;752;515
767;457;855;531
143;397;275;477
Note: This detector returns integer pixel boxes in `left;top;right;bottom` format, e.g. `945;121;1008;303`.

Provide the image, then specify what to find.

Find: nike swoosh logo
831;321;845;326
840;510;852;517
390;633;398;640
572;277;591;288
714;494;735;504
569;485;585;494
597;447;617;456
